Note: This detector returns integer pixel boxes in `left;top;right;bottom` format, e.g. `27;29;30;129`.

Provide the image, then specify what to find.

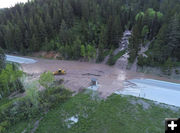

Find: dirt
21;57;180;98
32;51;61;59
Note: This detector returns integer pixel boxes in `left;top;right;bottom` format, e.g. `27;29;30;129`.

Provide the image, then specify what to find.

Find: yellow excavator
53;69;66;75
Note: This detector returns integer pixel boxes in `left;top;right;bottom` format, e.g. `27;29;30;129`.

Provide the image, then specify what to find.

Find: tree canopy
0;0;179;65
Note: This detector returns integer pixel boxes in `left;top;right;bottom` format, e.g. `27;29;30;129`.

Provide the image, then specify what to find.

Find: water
6;55;37;64
115;79;180;107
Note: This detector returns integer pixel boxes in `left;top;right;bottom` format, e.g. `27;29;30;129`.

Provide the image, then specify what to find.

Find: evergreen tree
59;20;69;45
0;47;5;71
0;0;179;66
167;14;180;60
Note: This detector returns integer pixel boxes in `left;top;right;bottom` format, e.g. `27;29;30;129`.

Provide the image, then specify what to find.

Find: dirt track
21;57;180;98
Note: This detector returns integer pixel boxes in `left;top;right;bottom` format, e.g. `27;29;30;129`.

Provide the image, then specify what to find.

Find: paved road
115;79;180;107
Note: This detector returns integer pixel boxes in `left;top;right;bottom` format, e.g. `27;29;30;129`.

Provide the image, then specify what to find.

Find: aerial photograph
0;0;180;132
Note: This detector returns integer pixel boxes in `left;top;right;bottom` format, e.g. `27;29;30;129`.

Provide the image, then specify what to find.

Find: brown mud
21;57;180;98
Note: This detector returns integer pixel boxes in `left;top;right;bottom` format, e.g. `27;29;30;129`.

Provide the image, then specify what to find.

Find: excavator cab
53;69;66;75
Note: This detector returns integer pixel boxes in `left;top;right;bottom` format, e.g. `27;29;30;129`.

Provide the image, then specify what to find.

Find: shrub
0;79;71;132
26;82;40;108
39;71;54;89
39;85;72;109
0;64;24;98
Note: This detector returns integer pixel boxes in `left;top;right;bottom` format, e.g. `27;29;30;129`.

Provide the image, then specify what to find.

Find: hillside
0;0;180;132
0;0;180;70
6;93;180;133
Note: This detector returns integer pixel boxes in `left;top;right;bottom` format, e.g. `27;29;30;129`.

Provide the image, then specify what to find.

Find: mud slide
21;56;180;98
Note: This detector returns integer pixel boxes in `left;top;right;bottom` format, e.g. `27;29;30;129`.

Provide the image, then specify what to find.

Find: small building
91;78;98;86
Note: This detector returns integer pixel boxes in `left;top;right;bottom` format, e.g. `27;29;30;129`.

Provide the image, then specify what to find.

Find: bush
26;83;40;108
39;85;72;110
0;64;24;98
0;121;9;133
0;86;72;132
39;71;55;89
0;71;72;132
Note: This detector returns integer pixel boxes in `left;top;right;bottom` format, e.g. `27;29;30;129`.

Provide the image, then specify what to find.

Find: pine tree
0;47;5;71
59;20;69;45
167;14;180;59
128;23;141;63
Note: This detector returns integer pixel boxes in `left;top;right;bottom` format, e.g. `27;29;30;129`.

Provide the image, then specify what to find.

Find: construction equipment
53;69;66;75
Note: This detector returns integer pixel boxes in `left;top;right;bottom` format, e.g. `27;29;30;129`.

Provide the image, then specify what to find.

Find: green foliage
143;13;180;68
108;50;126;65
39;71;54;89
163;58;174;75
0;0;130;59
167;14;180;60
128;49;137;63
135;12;144;21
26;82;39;108
137;55;149;66
107;49;114;65
0;48;5;71
128;23;142;63
0;64;23;98
0;85;72;132
0;121;9;133
86;44;96;60
157;11;163;20
39;86;72;109
0;0;179;67
80;45;86;58
141;25;149;38
19;94;180;133
146;8;156;20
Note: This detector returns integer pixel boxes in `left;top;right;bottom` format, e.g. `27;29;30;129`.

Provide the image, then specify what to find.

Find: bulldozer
53;69;66;75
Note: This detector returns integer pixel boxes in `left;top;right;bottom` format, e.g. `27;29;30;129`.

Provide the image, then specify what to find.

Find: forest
0;0;180;66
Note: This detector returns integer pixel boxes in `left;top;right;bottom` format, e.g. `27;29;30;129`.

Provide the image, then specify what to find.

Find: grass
0;98;11;106
7;93;180;133
7;119;36;133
